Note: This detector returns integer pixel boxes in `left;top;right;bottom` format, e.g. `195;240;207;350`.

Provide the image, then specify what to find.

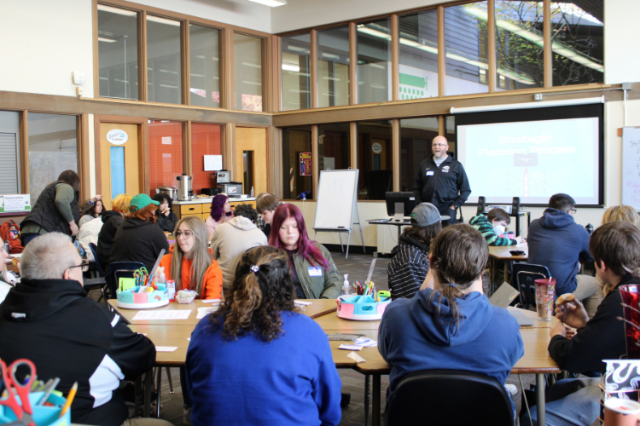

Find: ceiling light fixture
247;0;287;7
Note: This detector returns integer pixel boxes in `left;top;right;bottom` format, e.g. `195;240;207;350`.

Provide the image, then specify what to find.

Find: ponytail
209;246;295;341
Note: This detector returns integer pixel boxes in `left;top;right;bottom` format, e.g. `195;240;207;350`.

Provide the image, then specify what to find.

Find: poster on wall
300;152;312;176
0;195;31;213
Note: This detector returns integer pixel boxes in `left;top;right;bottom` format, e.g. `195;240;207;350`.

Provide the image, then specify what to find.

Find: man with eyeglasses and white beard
413;135;471;226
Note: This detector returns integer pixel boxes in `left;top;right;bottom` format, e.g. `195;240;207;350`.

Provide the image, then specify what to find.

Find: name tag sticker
308;267;323;277
426;171;435;176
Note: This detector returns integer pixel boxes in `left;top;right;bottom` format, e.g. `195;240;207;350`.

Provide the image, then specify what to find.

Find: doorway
96;117;146;209
234;127;267;196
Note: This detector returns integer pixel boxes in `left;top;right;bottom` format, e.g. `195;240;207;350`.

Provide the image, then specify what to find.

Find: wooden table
488;244;528;294
114;301;559;426
108;298;337;326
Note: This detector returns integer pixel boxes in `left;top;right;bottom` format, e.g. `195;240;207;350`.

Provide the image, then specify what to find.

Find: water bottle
250;186;255;197
586;223;594;235
341;274;351;296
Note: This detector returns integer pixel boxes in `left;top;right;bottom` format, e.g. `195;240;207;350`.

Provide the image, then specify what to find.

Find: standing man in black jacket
413;135;471;226
522;221;640;426
0;232;169;426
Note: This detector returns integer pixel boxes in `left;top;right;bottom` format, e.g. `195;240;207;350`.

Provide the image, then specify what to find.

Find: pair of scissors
0;359;36;426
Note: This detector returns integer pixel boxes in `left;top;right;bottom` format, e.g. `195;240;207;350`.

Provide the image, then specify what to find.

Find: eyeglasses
569;208;578;214
432;143;447;147
68;259;90;273
175;230;194;238
225;211;233;217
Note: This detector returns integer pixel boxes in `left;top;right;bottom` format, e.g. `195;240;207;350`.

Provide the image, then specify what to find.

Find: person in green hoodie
270;203;341;299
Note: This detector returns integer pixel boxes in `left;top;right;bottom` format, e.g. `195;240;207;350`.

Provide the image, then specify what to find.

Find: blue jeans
521;378;601;426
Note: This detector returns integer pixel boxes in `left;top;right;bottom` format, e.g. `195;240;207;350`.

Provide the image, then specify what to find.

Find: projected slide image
459;117;599;205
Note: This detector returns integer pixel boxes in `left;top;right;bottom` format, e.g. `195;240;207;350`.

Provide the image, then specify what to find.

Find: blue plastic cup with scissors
0;358;37;426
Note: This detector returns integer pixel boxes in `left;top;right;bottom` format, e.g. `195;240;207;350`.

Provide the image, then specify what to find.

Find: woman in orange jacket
160;216;223;300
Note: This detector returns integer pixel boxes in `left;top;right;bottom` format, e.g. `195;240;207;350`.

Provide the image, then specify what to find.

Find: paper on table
196;306;220;319
347;352;366;363
339;344;362;351
353;337;377;348
155;346;178;352
202;299;222;304
132;310;192;321
294;300;312;306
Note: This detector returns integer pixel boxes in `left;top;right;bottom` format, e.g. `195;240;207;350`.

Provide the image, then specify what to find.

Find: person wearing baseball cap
109;193;169;275
387;203;446;300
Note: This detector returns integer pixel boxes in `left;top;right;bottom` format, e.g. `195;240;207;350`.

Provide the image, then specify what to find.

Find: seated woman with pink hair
206;194;233;240
269;204;341;299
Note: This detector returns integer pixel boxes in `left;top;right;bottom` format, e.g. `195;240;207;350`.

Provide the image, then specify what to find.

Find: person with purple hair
206;194;233;240
270;204;341;299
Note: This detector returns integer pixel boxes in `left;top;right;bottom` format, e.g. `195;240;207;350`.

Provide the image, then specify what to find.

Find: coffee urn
176;174;193;201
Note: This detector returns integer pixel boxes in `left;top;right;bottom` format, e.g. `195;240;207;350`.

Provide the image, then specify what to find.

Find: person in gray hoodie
379;224;524;412
527;193;599;317
210;203;268;294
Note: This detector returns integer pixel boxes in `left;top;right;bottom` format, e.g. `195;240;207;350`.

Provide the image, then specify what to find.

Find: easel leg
346;231;351;259
339;233;344;252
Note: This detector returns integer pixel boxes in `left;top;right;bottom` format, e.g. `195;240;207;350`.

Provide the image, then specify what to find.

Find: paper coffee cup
604;398;640;426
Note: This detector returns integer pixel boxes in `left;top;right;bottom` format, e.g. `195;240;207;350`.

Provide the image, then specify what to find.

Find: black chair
83;243;107;303
109;261;146;298
511;263;551;311
477;196;487;216
386;369;515;426
88;243;106;277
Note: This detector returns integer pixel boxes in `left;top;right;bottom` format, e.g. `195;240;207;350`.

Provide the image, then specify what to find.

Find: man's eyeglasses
68;259;90;273
432;143;447;147
175;230;194;238
569;208;577;214
225;211;233;217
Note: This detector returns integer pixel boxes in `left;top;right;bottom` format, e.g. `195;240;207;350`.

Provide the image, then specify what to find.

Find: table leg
364;375;370;426
156;367;163;418
372;374;381;426
397;226;401;243
490;258;496;295
536;373;546;426
143;369;153;417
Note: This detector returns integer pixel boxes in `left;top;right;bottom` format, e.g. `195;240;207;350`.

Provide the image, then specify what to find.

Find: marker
38;377;60;406
59;382;77;418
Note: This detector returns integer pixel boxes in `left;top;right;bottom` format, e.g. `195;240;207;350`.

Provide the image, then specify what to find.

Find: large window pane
357;19;391;104
0;111;21;195
357;120;392;200
148;120;183;194
317;26;350;108
495;1;544;90
28;114;78;205
399;10;439;99
281;33;311;111
234;33;263;112
189;25;221;108
551;2;604;86
282;127;313;200
191;123;222;194
147;15;182;104
318;123;351;172
400;117;439;192
445;2;489;96
97;5;139;100
445;115;456;156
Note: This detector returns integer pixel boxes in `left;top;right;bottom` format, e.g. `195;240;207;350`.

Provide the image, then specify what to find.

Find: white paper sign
132;310;192;320
0;195;31;212
155;346;178;352
161;136;172;145
204;155;223;171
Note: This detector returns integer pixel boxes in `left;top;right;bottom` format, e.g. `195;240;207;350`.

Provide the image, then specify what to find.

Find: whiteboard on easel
622;127;640;210
314;169;359;231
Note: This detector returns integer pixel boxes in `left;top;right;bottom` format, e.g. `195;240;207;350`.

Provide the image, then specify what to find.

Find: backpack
0;220;24;254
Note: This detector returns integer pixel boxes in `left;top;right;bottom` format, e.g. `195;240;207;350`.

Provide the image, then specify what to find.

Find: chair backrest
88;243;105;276
511;263;551;310
386;369;515;426
109;261;146;297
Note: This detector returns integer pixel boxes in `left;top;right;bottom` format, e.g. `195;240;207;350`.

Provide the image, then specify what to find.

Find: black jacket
548;273;640;373
97;211;124;270
156;210;178;233
110;217;169;273
412;156;471;213
0;278;155;426
21;181;80;235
